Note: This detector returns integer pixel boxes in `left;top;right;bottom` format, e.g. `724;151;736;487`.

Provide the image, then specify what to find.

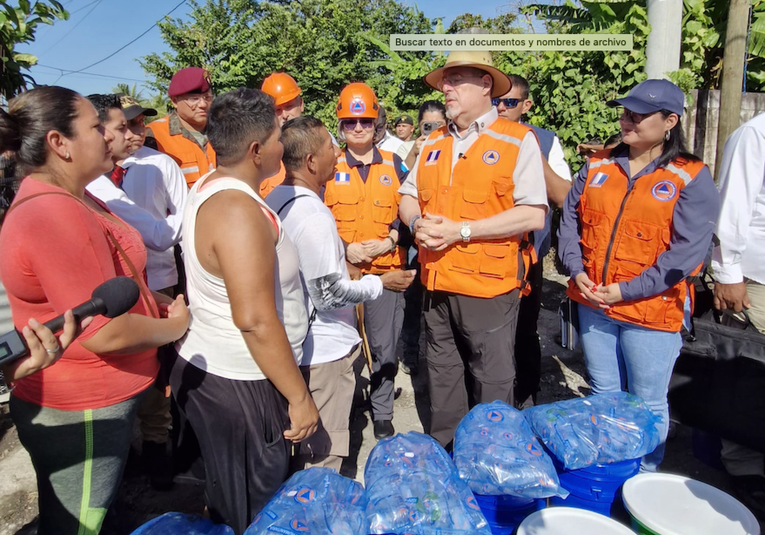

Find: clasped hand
574;273;623;309
414;213;462;251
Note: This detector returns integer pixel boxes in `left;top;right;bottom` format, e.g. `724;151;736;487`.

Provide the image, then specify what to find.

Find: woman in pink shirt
0;86;190;535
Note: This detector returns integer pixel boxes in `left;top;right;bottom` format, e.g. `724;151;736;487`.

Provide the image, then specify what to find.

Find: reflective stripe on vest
149;118;216;188
415;119;535;299
566;153;708;331
324;148;405;274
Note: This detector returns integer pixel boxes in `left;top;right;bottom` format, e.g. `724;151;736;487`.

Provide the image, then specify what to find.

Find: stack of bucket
472;494;546;535
549;458;640;516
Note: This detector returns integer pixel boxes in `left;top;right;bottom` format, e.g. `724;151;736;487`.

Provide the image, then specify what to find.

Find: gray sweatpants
11;392;144;535
365;287;405;421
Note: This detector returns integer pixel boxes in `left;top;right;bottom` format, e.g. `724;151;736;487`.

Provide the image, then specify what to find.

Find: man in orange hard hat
148;67;216;188
260;73;339;198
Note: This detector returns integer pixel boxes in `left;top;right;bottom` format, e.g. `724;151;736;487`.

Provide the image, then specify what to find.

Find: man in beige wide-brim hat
398;50;549;449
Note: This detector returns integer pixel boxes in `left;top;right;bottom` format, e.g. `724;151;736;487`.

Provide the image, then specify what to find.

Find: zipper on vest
601;182;636;284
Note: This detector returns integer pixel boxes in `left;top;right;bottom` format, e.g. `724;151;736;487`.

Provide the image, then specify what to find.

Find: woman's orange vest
324;149;405;274
416;120;535;299
260;162;286;198
149;115;216;187
567;152;708;332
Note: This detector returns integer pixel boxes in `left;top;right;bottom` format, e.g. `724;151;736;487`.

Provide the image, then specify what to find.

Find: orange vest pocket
449;243;481;273
480;244;511;279
461;189;488;221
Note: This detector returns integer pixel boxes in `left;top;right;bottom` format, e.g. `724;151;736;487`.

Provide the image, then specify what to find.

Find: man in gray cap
398;51;548;448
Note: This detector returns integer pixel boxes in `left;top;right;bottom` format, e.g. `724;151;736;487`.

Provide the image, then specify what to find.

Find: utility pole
645;0;683;79
716;0;751;178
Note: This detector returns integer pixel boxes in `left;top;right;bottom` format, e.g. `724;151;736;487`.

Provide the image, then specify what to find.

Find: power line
36;64;147;83
65;0;187;75
39;0;103;56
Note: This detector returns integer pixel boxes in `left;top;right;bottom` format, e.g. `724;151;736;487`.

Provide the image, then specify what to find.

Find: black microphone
458;152;466;159
0;277;140;366
44;277;140;332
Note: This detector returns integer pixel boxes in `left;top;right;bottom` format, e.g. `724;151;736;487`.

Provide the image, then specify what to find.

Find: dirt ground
0;271;753;535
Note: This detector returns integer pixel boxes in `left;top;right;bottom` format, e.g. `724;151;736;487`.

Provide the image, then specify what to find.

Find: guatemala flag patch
424;149;441;166
590;172;609;188
335;172;351;184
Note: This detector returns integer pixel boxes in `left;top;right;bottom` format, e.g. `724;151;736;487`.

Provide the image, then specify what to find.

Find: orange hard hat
336;82;379;119
261;73;302;106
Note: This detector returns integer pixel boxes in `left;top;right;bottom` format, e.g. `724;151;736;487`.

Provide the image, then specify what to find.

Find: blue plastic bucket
474;494;546;535
549;458;640;517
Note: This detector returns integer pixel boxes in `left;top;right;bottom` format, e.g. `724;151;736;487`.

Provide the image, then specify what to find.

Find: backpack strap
276;194;312;216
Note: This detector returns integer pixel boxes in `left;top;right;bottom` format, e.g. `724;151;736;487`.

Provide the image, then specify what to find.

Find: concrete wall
684;89;765;176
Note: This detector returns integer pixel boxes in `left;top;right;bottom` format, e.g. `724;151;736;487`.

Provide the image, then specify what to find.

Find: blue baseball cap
607;79;685;117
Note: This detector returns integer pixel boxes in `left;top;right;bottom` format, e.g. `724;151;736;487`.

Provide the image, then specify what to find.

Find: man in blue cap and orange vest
398;51;548;448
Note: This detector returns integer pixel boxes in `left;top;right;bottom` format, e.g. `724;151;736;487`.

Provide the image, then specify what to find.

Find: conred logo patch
482;150;500;165
651;180;677;201
379;174;392;186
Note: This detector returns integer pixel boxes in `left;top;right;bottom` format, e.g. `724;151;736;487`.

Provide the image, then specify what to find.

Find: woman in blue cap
557;79;720;471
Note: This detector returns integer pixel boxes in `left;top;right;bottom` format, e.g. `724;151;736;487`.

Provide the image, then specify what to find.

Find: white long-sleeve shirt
86;146;186;290
712;112;765;285
266;185;383;366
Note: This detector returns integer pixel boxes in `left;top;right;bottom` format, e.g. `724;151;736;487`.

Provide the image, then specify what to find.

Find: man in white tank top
267;117;415;472
172;88;319;535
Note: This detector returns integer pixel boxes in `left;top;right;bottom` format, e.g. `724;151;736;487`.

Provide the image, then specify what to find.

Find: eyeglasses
437;73;482;91
182;93;214;105
491;98;521;109
620;109;660;124
342;118;376;131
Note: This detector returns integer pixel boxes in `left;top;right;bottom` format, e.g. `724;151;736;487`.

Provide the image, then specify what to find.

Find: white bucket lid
517;507;636;535
623;473;760;535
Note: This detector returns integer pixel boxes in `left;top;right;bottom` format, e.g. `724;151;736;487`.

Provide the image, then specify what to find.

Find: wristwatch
460;221;472;243
386;235;396;251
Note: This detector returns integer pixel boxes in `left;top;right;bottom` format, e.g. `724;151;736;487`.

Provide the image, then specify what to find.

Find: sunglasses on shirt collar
491;97;521;108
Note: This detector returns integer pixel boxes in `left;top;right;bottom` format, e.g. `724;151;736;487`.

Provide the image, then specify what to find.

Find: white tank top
176;175;308;380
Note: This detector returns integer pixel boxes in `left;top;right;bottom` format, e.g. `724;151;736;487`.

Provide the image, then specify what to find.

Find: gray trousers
365;287;405;421
424;289;521;448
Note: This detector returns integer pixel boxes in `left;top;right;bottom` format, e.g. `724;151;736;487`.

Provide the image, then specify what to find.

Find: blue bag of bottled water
130;513;234;535
364;431;492;535
244;467;366;535
524;392;662;470
453;401;568;498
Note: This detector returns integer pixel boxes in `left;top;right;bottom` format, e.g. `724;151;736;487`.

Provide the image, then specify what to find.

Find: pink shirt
0;178;159;410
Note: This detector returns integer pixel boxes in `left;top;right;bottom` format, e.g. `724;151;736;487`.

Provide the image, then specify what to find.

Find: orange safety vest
148;114;216;187
324;149;405;274
260;162;286;198
416;119;535;299
567;152;708;332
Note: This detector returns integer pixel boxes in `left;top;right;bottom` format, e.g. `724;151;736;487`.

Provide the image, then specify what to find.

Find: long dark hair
610;110;699;168
417;100;446;125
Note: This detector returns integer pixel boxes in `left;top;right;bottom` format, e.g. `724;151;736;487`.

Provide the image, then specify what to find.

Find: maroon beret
168;67;212;97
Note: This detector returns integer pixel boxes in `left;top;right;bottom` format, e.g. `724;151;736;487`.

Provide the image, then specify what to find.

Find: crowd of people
0;47;762;534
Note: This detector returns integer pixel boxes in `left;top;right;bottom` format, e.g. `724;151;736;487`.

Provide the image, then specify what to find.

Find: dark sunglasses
342;118;376;130
491;97;520;108
620;109;661;124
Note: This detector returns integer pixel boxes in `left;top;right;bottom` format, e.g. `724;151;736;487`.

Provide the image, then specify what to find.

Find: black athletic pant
170;355;291;535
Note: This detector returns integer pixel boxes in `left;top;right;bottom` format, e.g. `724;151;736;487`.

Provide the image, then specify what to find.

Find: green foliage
514;1;650;168
140;0;433;130
0;0;68;97
111;83;146;101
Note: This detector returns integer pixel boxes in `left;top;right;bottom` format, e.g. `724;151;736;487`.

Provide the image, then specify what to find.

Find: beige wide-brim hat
423;50;512;98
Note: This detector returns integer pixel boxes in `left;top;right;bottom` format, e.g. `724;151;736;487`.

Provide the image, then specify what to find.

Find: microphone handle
43;298;105;334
